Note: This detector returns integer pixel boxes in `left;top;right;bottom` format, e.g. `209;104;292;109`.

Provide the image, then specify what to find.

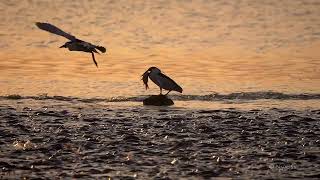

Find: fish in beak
142;70;150;90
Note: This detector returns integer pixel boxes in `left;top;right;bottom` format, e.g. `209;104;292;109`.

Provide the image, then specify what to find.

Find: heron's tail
95;46;106;53
176;86;183;93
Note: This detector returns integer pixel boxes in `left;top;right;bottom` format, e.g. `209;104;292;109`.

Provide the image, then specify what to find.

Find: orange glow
0;0;319;97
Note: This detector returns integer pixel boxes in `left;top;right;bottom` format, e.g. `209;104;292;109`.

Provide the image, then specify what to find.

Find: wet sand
0;99;319;179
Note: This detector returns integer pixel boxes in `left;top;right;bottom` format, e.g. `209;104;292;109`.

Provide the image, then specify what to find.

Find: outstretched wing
35;22;77;41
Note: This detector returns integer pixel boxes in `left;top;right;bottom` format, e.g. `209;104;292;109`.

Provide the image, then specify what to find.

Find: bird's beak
59;45;66;48
141;70;150;77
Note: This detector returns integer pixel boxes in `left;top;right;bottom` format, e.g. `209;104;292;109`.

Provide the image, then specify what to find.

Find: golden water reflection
0;0;320;98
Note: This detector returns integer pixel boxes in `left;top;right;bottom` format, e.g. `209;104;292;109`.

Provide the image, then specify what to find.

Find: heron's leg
160;88;162;95
91;52;98;68
165;90;171;95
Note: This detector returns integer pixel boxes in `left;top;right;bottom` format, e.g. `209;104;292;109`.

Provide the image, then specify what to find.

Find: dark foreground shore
0;99;319;179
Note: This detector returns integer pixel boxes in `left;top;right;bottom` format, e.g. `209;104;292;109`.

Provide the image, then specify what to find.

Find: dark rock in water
143;95;174;106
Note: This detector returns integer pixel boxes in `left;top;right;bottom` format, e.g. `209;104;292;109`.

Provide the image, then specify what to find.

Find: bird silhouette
142;67;183;95
35;22;106;67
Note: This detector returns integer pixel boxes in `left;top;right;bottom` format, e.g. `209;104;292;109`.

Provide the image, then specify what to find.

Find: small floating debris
171;158;178;165
6;94;22;99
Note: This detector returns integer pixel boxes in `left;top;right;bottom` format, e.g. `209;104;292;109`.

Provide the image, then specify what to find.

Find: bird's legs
91;52;98;68
159;88;163;95
165;90;171;96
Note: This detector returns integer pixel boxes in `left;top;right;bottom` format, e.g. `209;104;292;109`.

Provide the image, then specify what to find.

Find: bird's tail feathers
92;49;99;54
95;46;106;53
176;86;183;93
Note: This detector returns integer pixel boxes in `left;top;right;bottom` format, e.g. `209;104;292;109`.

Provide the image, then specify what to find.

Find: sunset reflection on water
1;0;319;98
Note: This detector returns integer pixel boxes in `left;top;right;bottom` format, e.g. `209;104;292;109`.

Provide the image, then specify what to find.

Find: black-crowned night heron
35;22;106;67
142;67;183;95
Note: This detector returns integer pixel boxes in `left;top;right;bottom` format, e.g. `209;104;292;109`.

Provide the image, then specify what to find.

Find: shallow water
0;0;320;98
1;92;320;110
0;99;319;179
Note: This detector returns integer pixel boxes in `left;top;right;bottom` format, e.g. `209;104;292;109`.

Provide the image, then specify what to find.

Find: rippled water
1;1;320;178
1;91;320;110
0;0;320;100
0;99;319;179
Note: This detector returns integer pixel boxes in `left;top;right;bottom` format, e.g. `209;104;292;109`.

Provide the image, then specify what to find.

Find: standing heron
35;22;106;67
142;67;183;95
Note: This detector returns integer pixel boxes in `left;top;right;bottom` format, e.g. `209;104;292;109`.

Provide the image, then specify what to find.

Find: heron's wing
158;73;176;84
159;73;183;92
35;22;77;41
91;52;98;68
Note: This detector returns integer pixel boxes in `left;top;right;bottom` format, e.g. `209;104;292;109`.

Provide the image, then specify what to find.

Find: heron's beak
59;44;66;48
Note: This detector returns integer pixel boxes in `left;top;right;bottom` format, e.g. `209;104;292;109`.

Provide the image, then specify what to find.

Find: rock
143;95;174;106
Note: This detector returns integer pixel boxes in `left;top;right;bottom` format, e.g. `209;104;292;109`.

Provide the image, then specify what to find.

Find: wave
1;92;320;103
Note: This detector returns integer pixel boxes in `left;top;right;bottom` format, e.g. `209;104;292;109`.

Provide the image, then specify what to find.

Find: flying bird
142;67;183;95
35;22;106;67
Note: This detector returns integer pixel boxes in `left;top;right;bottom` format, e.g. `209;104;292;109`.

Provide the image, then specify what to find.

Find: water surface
1;1;320;178
0;0;319;100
